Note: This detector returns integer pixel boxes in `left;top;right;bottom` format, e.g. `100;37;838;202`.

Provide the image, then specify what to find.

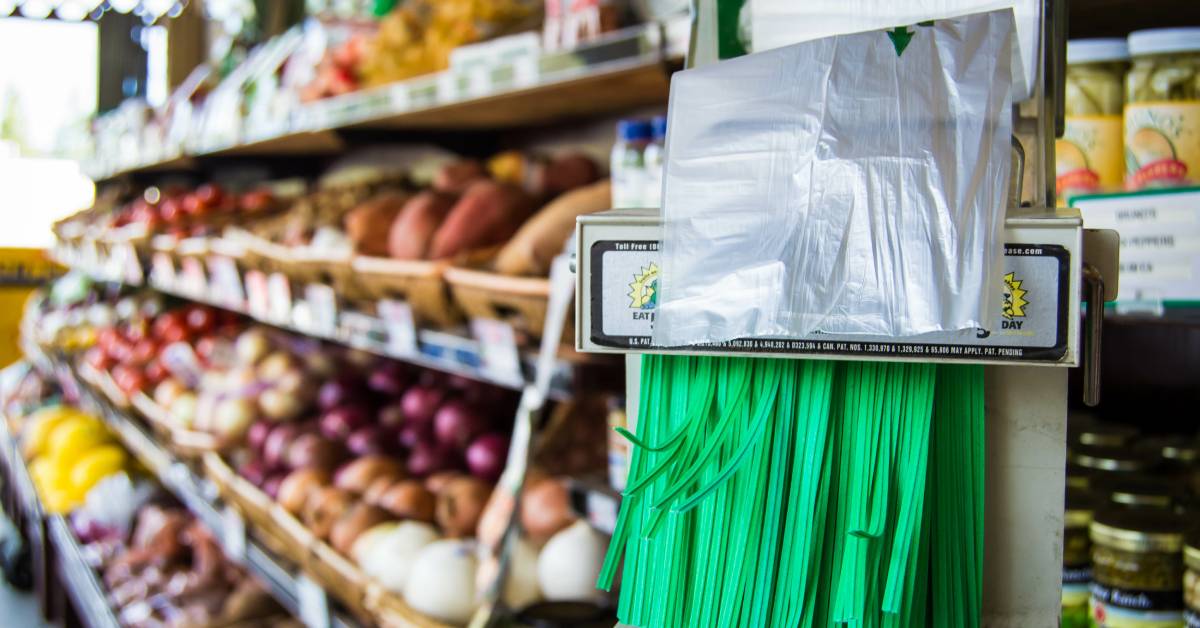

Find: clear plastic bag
652;10;1015;347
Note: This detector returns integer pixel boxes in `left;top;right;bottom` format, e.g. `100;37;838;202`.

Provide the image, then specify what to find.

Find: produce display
20;405;131;514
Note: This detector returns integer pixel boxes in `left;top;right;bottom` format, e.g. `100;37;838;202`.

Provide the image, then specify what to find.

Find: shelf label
297;574;331;628
117;243;144;284
267;273;293;325
207;256;245;309
586;490;618;534
179;258;208;299
471;318;522;387
379;299;418;357
305;284;339;337
436;72;462;102
222;506;246;563
150;253;176;290
244;270;270;319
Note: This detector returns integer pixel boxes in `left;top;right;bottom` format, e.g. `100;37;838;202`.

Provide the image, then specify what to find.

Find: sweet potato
428;181;536;260
344;191;410;256
433;159;487;195
532;153;600;199
495;179;611;276
388;190;458;260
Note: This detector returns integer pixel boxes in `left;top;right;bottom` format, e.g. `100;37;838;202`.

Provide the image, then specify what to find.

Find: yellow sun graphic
1002;272;1029;320
628;263;659;309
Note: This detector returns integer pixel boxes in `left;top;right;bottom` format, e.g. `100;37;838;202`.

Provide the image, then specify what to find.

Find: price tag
466;65;491;97
222;506;246;563
471;318;522;387
586;490;618;535
436;72;461;102
297;574;331;628
179;258;208;299
379;299;417;357
267;273;293;325
207;256;245;309
388;84;410;111
305;284;339;337
150;253;176;290
244;270;270;319
513;56;539;88
118;244;144;284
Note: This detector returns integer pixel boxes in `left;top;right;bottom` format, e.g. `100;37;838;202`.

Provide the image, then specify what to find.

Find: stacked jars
1090;510;1189;627
1124;28;1200;190
1058;38;1130;204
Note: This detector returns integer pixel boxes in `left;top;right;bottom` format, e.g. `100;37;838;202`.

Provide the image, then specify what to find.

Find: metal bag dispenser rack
574;1;1119;625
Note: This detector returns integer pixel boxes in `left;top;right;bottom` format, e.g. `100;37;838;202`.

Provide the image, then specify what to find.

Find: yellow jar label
1125;102;1200;190
1058;115;1124;204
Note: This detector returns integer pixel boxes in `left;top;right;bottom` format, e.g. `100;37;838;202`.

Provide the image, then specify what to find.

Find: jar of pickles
1070;444;1157;490
1090;510;1188;627
1125;28;1200;190
1185;531;1199;627
1064;488;1100;628
1058;39;1129;204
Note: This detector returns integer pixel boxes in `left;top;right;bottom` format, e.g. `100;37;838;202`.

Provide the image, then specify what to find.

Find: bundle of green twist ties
598;355;985;627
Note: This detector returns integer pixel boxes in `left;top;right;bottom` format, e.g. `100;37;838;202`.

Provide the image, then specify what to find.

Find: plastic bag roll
652;10;1015;347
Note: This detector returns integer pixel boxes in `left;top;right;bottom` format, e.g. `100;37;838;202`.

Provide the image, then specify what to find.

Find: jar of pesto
1058;39;1129;204
1124;28;1200;190
1090;510;1188;627
1064;488;1100;628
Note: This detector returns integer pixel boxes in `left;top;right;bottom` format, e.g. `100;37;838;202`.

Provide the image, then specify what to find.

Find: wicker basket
202;452;276;538
443;267;558;342
351;256;458;328
76;362;130;409
305;541;372;618
365;583;455;628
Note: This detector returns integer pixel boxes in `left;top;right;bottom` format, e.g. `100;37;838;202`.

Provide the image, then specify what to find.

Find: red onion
262;473;287;500
346;426;390;456
378;402;405;428
397;422;433;450
262;424;301;470
319;404;371;440
465;433;509;482
406;442;461;478
317;376;365;411
367;363;410;396
433;400;490;449
247;420;273;454
400;385;445;424
239;459;269;487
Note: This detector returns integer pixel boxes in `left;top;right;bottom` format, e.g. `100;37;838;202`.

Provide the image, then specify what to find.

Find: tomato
83;347;112;372
112;364;148;396
195;183;223;207
143;360;168;386
182;194;205;216
185;306;216;333
130;339;159;365
122;318;148;343
239;190;274;212
97;328;121;355
152;311;186;339
159;198;185;223
107;338;134;364
194;336;218;365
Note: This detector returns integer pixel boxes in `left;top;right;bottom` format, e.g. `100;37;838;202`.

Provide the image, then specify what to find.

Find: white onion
353;522;439;593
536;520;608;602
403;539;479;624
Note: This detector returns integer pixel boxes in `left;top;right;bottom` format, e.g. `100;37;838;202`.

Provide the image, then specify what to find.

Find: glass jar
1124;28;1200;190
1058;39;1129;204
1069;414;1140;448
1185;531;1198;627
1094;474;1180;510
1139;437;1200;498
1064;488;1099;628
1090;510;1188;627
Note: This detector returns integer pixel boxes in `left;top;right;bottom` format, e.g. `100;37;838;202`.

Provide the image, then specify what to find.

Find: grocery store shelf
29;349;361;628
54;249;584;401
46;515;121;628
89;20;685;182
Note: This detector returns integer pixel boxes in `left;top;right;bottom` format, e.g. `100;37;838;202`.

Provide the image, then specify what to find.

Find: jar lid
1093;474;1178;509
1128;28;1200;57
1185;528;1200;571
1070;444;1155;473
1137;436;1200;464
1069;415;1138;448
1068;38;1130;64
1090;510;1187;553
1066;487;1101;528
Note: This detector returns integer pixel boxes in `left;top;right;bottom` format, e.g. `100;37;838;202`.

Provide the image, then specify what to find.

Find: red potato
387;190;457;260
433;160;487;195
532;153;600;199
344;191;411;257
428;181;535;260
494;179;611;276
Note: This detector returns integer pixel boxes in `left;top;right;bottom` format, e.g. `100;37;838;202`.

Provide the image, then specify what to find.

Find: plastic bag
750;0;1038;101
652;10;1014;347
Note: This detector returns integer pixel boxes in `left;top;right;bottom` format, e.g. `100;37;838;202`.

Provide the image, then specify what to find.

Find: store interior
0;1;1199;628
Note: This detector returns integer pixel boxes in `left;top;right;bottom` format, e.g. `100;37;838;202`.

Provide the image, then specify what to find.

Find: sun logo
628;263;659;310
1002;272;1029;320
